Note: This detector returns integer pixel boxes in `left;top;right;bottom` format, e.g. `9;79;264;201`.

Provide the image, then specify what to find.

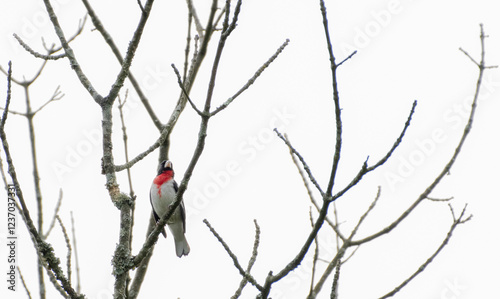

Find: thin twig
158;0;221;160
336;50;357;67
379;205;472;298
351;24;492;247
70;212;81;293
13;33;66;60
286;133;346;241
330;100;417;202
307;208;319;299
128;215;157;299
104;0;156;106
45;14;88;54
210;39;290;116
319;0;343;197
231;219;261;299
274;129;325;197
32;86;64;116
81;0;163;129
44;188;63;238
204;219;264;292
42;0;102;102
309;241;350;299
1;61;82;298
137;0;145;13
0;58;47;87
183;11;193;82
349;187;381;239
132;0;250;272
171;64;205;116
330;260;341;299
117;91;136;291
0;107;24;116
0;61;12;129
427;196;454;202
458;47;479;66
56;215;72;286
18;266;33;299
117;91;135;198
312;188;381;296
185;0;204;37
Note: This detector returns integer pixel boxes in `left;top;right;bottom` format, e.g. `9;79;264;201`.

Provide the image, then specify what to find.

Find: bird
149;160;190;257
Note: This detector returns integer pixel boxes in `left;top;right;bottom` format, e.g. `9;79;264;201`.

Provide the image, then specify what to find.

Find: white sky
1;0;499;298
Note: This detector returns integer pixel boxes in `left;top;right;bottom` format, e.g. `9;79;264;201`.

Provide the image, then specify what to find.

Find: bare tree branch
158;0;221;162
18;266;33;299
185;0;205;37
183;11;193;82
104;0;156;106
351;24;493;247
128;215;157;299
307;208;320;299
427;196;454;202
204;219;264;292
274;129;325;197
56;215;73;286
81;0;163;130
330;100;417;202
330;260;341;299
13;33;66;60
0;59;48;88
117;91;136;295
0;61;12;129
44;189;63;238
286;133;346;241
319;0;343;197
379;205;472;299
132;0;263;277
1;62;82;298
32;86;64;116
336;50;357;67
210;39;290;116
12;14;87;62
311;188;381;297
231;219;261;299
70;212;82;293
171;64;206;117
42;0;102;102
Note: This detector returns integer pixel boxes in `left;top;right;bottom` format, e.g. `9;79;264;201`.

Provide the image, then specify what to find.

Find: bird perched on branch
150;160;190;257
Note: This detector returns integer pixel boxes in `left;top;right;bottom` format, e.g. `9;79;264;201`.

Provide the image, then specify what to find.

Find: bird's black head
157;160;174;176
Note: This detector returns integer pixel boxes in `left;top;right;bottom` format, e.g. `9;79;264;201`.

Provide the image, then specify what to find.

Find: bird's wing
173;180;186;233
180;199;187;234
150;188;167;237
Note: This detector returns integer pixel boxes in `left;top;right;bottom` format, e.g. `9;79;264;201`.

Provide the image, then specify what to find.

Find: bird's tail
174;235;190;257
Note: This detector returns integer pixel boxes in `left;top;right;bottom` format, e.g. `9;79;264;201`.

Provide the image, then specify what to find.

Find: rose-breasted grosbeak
150;160;190;257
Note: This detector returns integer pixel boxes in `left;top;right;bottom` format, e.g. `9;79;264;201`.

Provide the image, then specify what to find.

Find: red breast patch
153;171;173;196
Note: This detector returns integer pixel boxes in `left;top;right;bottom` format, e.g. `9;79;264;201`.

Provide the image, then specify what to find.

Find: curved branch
42;0;102;103
81;0;162;129
211;39;290;116
204;219;264;292
13;34;66;60
379;205;472;299
320;0;343;197
231;219;261;299
105;0;156;105
274;129;325;197
351;24;492;247
1;62;82;298
331;100;417;201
